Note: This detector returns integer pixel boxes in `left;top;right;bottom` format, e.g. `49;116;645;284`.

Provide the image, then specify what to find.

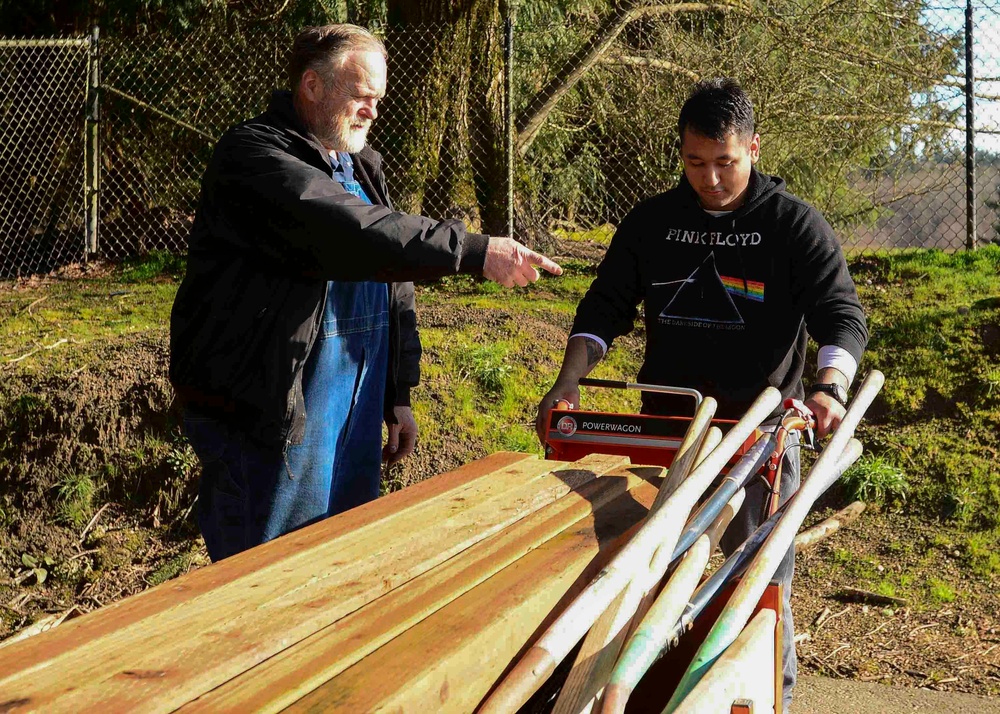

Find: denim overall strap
262;151;389;539
333;152;372;204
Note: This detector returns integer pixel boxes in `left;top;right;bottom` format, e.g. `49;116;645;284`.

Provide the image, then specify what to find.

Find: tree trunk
381;0;505;233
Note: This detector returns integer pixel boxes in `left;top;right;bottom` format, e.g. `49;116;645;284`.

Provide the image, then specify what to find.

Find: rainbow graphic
720;275;765;302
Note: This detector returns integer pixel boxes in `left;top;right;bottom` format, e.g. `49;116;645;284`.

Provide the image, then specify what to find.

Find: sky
924;2;1000;154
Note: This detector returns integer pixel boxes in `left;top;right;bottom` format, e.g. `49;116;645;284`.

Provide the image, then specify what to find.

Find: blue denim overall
187;152;389;561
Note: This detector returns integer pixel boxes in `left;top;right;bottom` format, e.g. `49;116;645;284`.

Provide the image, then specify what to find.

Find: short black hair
677;78;755;142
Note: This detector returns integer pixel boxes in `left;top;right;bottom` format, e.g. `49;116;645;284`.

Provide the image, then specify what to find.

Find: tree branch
830;181;955;224
599;53;699;81
773;110;962;131
640;2;745;15
794;501;865;551
515;1;746;156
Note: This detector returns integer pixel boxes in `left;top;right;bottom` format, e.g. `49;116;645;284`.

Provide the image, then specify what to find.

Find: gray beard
329;123;368;153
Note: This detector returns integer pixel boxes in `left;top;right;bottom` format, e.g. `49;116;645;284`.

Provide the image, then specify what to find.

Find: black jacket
572;169;868;419
170;91;489;446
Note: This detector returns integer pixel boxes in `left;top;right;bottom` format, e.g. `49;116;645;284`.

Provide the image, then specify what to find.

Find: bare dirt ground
796;673;1000;713
792;510;1000;698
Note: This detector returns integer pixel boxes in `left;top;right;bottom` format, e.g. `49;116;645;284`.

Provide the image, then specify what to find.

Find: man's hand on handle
535;381;581;445
803;392;845;439
806;367;851;439
535;336;606;446
483;237;562;287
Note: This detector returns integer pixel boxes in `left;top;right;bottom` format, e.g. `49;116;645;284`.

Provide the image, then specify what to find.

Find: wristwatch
808;382;848;407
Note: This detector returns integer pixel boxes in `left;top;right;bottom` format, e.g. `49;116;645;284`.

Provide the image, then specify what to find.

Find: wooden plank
176;465;657;713
672;609;776;714
0;454;628;712
0;451;533;675
283;480;661;713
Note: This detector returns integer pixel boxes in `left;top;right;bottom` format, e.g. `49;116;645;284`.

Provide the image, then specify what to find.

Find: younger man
537;78;868;708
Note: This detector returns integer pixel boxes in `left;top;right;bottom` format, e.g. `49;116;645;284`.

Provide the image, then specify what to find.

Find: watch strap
808;382;848;407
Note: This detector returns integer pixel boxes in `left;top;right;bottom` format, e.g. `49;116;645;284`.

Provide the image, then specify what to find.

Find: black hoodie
572;168;868;419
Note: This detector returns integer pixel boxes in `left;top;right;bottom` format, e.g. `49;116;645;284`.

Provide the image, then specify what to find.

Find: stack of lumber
0;451;666;713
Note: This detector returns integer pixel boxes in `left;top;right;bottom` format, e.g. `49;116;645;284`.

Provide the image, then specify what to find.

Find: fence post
504;6;515;238
84;25;100;258
965;0;976;251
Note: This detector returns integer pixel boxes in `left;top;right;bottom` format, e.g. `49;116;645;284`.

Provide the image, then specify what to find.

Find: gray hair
288;24;386;91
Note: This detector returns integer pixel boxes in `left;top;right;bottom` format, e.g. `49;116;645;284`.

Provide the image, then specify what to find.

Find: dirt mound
1;331;176;507
0;332;206;640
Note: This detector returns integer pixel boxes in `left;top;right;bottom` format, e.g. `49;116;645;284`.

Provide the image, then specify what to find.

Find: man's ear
749;133;761;164
299;68;324;103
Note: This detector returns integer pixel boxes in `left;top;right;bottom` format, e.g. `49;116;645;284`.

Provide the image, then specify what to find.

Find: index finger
526;250;562;276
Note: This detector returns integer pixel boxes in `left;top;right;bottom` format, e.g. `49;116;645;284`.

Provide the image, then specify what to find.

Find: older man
171;24;560;562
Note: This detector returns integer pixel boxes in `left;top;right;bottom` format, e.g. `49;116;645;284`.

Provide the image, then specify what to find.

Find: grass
457;343;513;397
116;250;187;283
3;245;1000;609
854;247;1000;526
0;255;181;373
55;472;99;528
551;225;616;244
841;454;909;506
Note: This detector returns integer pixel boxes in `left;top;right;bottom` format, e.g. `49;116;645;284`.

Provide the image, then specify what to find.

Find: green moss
874;580;897;599
962;531;1000;577
147;551;194;587
927;577;957;604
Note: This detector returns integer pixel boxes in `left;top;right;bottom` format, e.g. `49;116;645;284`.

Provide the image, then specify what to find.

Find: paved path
795;674;1000;713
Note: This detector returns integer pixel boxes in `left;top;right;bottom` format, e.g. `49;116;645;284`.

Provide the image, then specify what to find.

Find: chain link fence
98;22;291;260
83;21;509;265
0;37;92;276
1;1;1000;277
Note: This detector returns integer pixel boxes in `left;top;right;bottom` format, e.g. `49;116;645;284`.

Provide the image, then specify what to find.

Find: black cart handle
578;378;703;411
